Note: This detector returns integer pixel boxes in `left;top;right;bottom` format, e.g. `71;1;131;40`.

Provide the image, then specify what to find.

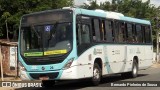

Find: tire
42;80;55;87
91;63;101;86
129;61;138;78
121;61;138;78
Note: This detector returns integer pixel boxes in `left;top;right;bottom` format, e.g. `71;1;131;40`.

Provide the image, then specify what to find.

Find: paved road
12;65;160;90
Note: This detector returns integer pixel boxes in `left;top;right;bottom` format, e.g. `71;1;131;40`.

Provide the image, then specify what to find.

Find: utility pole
0;45;4;81
156;29;159;63
155;17;160;63
5;20;9;41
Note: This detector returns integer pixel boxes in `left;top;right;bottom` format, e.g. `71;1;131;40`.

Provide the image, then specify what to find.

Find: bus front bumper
19;65;85;80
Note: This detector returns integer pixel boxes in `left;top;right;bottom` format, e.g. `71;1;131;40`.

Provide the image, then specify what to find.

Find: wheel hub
133;64;137;75
93;68;100;80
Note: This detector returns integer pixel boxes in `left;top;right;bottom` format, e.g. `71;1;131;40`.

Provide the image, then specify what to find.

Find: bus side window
145;26;151;43
132;24;137;43
126;23;133;43
114;21;119;42
105;20;114;42
92;19;101;42
141;25;146;43
100;20;106;41
118;22;126;43
136;25;143;43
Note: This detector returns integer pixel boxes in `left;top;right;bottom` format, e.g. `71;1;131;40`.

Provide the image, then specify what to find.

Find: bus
18;7;153;86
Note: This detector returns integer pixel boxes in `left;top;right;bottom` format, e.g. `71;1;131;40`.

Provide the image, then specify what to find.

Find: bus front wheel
91;63;101;86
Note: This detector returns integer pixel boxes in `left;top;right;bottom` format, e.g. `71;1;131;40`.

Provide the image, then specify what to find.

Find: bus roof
22;7;151;25
72;8;151;25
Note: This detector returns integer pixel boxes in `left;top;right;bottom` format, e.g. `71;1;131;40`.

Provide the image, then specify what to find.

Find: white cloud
142;0;148;2
150;0;160;7
74;0;88;6
142;0;160;7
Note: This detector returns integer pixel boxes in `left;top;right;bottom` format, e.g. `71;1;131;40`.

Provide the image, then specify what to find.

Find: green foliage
0;0;73;40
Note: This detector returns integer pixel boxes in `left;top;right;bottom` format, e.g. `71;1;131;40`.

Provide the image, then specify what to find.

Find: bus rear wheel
42;80;55;87
121;60;138;78
129;60;138;78
91;63;101;86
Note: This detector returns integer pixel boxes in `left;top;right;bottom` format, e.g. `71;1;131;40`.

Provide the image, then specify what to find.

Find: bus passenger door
76;15;92;56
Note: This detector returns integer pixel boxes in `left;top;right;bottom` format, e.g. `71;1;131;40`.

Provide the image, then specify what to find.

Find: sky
74;0;160;7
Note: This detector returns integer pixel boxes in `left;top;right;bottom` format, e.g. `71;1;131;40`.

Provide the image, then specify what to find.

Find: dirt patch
0;76;21;81
0;87;15;90
151;63;160;68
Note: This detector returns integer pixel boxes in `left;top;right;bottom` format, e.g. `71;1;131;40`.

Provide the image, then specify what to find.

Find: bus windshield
20;10;73;57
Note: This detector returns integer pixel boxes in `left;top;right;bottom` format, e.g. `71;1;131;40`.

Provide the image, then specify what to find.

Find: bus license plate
39;76;49;80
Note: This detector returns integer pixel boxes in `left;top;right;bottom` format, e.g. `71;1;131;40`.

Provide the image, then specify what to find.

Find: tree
2;12;10;41
81;0;100;10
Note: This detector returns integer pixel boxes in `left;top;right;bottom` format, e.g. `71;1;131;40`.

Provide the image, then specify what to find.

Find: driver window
81;24;90;43
76;24;91;45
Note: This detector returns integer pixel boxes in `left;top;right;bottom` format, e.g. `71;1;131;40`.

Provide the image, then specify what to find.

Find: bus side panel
140;45;153;69
76;46;106;78
126;45;143;72
127;45;153;70
105;45;127;74
123;45;134;72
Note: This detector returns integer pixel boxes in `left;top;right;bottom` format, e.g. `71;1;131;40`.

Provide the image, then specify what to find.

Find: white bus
18;8;153;87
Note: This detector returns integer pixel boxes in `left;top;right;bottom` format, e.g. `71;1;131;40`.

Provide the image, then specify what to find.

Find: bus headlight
19;62;26;71
63;58;74;70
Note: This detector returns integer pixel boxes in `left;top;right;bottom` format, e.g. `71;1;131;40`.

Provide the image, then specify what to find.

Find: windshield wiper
31;25;41;39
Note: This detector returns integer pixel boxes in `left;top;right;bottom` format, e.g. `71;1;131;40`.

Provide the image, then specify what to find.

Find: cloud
150;0;160;7
74;0;88;6
142;0;148;2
